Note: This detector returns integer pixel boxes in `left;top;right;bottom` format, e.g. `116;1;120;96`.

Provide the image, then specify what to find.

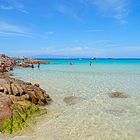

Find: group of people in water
32;62;40;69
69;58;95;66
32;61;93;69
69;61;93;66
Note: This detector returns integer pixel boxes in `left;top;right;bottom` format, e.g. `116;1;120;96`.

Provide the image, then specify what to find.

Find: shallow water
5;59;140;140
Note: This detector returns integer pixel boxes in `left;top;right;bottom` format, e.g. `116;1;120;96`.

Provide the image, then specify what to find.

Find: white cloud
0;22;31;37
0;0;130;22
0;5;13;10
7;43;140;58
0;22;55;38
0;22;25;33
49;0;130;23
0;0;29;14
92;0;130;23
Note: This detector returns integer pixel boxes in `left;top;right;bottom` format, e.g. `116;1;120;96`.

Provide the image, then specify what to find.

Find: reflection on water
9;60;140;140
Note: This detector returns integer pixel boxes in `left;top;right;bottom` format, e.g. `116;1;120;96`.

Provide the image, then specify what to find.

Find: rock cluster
15;58;50;68
0;76;52;105
0;74;52;134
16;63;32;68
25;59;50;64
0;54;16;72
0;54;52;134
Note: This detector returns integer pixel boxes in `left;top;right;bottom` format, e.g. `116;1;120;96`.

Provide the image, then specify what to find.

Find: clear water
9;59;140;140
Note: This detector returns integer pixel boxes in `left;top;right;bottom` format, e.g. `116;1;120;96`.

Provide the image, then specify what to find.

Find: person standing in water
31;63;34;69
89;61;92;66
38;62;40;69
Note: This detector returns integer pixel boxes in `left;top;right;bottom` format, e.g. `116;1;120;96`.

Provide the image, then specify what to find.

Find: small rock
11;83;19;96
10;95;24;102
14;82;24;95
22;94;30;100
0;85;4;92
28;91;39;105
3;84;9;94
110;92;128;98
34;83;40;87
26;82;32;85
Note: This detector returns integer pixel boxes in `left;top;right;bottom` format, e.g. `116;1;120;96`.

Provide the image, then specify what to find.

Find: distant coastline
35;58;140;60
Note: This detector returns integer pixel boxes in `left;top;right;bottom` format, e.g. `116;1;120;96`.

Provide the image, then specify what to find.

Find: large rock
11;83;19;96
14;82;24;95
0;100;44;134
0;95;13;125
9;95;25;102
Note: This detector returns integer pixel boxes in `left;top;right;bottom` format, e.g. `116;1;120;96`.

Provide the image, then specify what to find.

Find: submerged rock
63;96;82;105
106;109;126;116
110;92;128;98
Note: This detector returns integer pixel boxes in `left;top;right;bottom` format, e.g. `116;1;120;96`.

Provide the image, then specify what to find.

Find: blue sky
0;0;140;58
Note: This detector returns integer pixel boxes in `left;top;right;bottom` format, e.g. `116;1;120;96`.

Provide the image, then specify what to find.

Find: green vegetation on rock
0;101;47;134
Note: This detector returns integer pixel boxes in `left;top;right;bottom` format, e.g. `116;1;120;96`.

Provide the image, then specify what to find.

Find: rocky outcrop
25;59;50;64
15;58;50;68
0;76;52;105
0;55;52;134
16;62;32;68
0;54;16;73
0;75;52;134
0;99;46;134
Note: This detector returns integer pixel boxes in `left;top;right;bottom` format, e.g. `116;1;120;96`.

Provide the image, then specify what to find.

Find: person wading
38;62;40;69
32;63;34;69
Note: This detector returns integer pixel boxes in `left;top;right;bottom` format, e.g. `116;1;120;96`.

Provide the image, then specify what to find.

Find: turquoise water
11;59;140;140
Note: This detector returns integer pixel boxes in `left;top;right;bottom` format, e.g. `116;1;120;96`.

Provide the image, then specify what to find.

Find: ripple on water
11;63;140;140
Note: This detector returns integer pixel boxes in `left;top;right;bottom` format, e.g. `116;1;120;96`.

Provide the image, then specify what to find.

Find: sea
9;58;140;140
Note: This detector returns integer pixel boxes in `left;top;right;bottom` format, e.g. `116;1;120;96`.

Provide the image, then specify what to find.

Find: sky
0;0;140;58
